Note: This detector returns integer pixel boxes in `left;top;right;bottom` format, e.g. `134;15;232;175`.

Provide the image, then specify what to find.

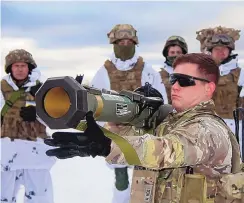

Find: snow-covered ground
16;156;133;203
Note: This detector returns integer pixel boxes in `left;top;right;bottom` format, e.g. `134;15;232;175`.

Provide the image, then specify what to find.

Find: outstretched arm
106;119;231;170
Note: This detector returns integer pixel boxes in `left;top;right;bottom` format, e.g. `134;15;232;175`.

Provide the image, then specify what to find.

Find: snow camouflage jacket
0;70;56;172
106;100;243;203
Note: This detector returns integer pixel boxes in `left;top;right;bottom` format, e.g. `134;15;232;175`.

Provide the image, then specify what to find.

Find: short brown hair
173;53;220;84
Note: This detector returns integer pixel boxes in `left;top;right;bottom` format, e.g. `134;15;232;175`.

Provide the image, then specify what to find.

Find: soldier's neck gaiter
166;56;177;66
113;44;135;61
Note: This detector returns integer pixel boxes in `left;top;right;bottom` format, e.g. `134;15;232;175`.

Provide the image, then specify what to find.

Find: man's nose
17;67;24;71
171;81;181;91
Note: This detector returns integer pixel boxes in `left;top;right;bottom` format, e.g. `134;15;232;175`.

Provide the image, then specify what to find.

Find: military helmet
5;49;37;73
196;26;241;52
162;36;188;57
107;24;139;44
206;34;235;51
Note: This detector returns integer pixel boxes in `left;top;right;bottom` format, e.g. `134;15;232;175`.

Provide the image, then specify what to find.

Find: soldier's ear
205;82;215;97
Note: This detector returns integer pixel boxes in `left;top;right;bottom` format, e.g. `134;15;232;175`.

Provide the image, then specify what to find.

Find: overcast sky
1;1;244;203
1;1;244;84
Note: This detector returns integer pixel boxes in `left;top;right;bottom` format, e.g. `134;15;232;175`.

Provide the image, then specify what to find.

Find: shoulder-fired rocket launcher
35;76;173;130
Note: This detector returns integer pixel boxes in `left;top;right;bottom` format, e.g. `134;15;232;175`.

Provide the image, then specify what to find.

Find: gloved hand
30;82;43;97
20;106;36;122
44;111;112;159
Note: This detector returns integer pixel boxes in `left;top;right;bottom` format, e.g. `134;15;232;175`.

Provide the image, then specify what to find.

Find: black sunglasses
169;73;210;87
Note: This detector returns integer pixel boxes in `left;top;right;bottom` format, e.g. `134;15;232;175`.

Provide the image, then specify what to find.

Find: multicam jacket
106;100;242;203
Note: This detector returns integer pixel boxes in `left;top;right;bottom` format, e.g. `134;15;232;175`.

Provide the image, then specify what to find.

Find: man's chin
15;76;27;81
172;100;179;108
216;58;226;65
172;100;184;111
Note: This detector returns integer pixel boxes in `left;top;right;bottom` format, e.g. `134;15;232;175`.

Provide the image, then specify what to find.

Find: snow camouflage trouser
1;169;54;203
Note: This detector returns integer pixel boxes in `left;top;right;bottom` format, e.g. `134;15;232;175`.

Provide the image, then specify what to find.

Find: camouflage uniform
104;56;144;92
1;49;56;203
196;26;244;156
1;49;46;141
1;79;47;141
106;100;242;203
90;24;168;203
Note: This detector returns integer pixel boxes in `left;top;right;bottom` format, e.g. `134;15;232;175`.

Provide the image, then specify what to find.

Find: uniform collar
168;100;216;120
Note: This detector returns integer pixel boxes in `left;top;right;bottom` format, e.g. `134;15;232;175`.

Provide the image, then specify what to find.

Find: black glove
75;74;84;84
20;106;36;122
30;83;43;97
44;111;111;159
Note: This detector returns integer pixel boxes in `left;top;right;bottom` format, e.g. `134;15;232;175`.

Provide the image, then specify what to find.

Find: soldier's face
117;39;134;46
171;63;211;112
211;46;230;62
168;46;183;57
11;62;29;80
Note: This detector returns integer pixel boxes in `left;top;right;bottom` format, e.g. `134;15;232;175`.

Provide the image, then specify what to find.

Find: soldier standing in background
159;36;188;104
1;49;56;203
89;24;168;203
196;26;244;155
